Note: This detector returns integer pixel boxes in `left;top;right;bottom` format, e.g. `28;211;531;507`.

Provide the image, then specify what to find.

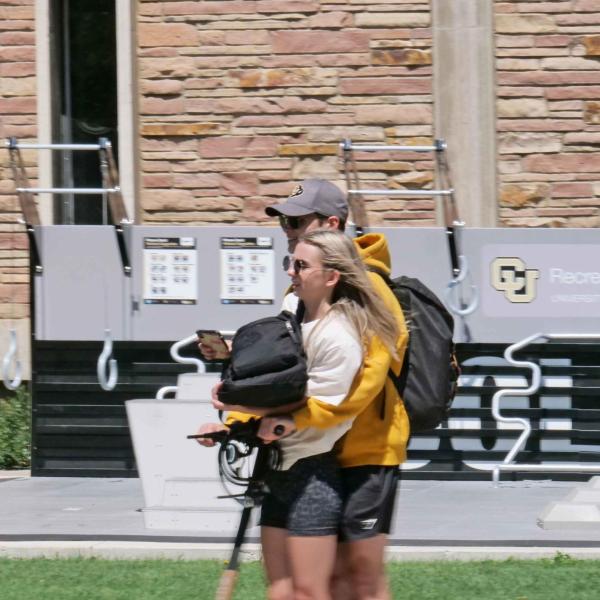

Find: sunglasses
278;213;326;230
283;256;326;275
282;255;311;274
283;255;334;276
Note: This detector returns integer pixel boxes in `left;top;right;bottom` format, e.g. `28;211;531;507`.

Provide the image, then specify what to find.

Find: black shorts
259;452;342;537
339;465;400;542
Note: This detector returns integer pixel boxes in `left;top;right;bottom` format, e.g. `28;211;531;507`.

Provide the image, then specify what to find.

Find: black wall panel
31;341;600;480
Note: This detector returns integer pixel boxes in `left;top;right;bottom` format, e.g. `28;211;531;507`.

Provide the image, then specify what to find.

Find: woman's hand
258;416;296;442
194;422;228;448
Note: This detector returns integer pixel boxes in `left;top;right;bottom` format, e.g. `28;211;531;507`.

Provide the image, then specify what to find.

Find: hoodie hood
353;232;392;276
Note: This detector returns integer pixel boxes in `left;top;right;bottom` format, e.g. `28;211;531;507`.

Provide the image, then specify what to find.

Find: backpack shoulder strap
295;300;305;322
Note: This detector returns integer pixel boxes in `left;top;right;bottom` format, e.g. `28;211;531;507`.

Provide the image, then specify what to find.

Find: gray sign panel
35;226;128;340
129;226;290;341
459;228;600;343
482;244;600;319
35;225;600;344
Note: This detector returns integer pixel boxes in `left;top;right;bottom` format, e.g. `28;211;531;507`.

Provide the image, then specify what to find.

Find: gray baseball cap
265;178;348;221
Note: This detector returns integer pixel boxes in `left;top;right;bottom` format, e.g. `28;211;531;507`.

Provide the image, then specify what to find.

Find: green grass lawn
1;554;599;599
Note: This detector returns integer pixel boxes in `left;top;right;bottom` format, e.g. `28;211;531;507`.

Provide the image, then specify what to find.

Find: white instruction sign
143;237;197;305
220;237;275;305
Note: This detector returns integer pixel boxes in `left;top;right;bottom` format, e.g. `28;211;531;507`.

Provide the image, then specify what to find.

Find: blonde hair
298;230;399;359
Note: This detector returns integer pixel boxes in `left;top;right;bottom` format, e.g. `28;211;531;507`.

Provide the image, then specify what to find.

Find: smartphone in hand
197;330;230;360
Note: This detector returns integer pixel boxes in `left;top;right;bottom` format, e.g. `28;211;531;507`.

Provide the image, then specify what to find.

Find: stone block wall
0;1;34;315
495;0;600;227
0;0;35;378
137;0;436;227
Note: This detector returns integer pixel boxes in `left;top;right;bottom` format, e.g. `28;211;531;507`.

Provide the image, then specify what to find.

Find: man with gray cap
260;178;409;600
265;178;348;253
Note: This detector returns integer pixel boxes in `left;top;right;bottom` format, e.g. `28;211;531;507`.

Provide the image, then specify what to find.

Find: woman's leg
283;453;343;600
260;485;294;600
262;526;294;600
287;534;338;600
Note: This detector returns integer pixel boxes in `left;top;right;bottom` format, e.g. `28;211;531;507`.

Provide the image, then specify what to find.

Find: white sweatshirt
278;293;363;469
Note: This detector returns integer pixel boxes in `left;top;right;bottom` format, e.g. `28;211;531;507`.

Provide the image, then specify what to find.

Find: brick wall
2;2;600;376
137;0;435;227
495;0;600;227
0;0;35;335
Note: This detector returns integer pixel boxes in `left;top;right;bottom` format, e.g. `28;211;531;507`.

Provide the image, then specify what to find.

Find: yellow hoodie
291;232;410;467
226;232;410;467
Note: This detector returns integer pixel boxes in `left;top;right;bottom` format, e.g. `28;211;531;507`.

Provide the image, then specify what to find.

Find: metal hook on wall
155;386;178;400
170;334;206;374
2;328;22;391
97;329;118;391
444;255;479;317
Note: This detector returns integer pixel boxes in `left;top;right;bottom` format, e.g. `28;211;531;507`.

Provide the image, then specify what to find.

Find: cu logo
490;257;540;303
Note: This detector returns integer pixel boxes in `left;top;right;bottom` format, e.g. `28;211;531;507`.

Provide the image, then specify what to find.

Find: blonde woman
207;230;400;600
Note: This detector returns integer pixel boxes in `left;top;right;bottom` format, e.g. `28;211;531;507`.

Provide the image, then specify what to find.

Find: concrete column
35;0;53;226
116;0;138;223
432;0;497;227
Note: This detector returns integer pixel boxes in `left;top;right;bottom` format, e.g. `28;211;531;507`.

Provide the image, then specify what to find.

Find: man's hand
210;382;249;413
194;422;228;447
211;382;273;416
198;338;232;361
211;381;224;406
258;416;296;442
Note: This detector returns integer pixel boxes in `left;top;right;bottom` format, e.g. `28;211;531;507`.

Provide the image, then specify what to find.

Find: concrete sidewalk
1;472;599;560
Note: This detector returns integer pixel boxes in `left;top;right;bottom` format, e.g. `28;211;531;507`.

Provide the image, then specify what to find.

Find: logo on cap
289;185;303;197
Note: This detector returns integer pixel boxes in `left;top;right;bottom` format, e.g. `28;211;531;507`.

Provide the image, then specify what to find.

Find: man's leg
334;466;399;600
334;535;389;600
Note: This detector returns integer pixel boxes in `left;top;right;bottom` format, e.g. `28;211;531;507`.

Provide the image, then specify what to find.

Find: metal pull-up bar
5;137;132;273
7;142;107;150
340;138;478;319
341;142;446;152
345;188;454;197
340;138;459;216
5;138;130;219
16;187;120;195
340;140;455;198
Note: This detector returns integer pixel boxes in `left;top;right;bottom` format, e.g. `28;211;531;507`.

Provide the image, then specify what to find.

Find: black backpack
372;270;459;433
219;311;308;409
